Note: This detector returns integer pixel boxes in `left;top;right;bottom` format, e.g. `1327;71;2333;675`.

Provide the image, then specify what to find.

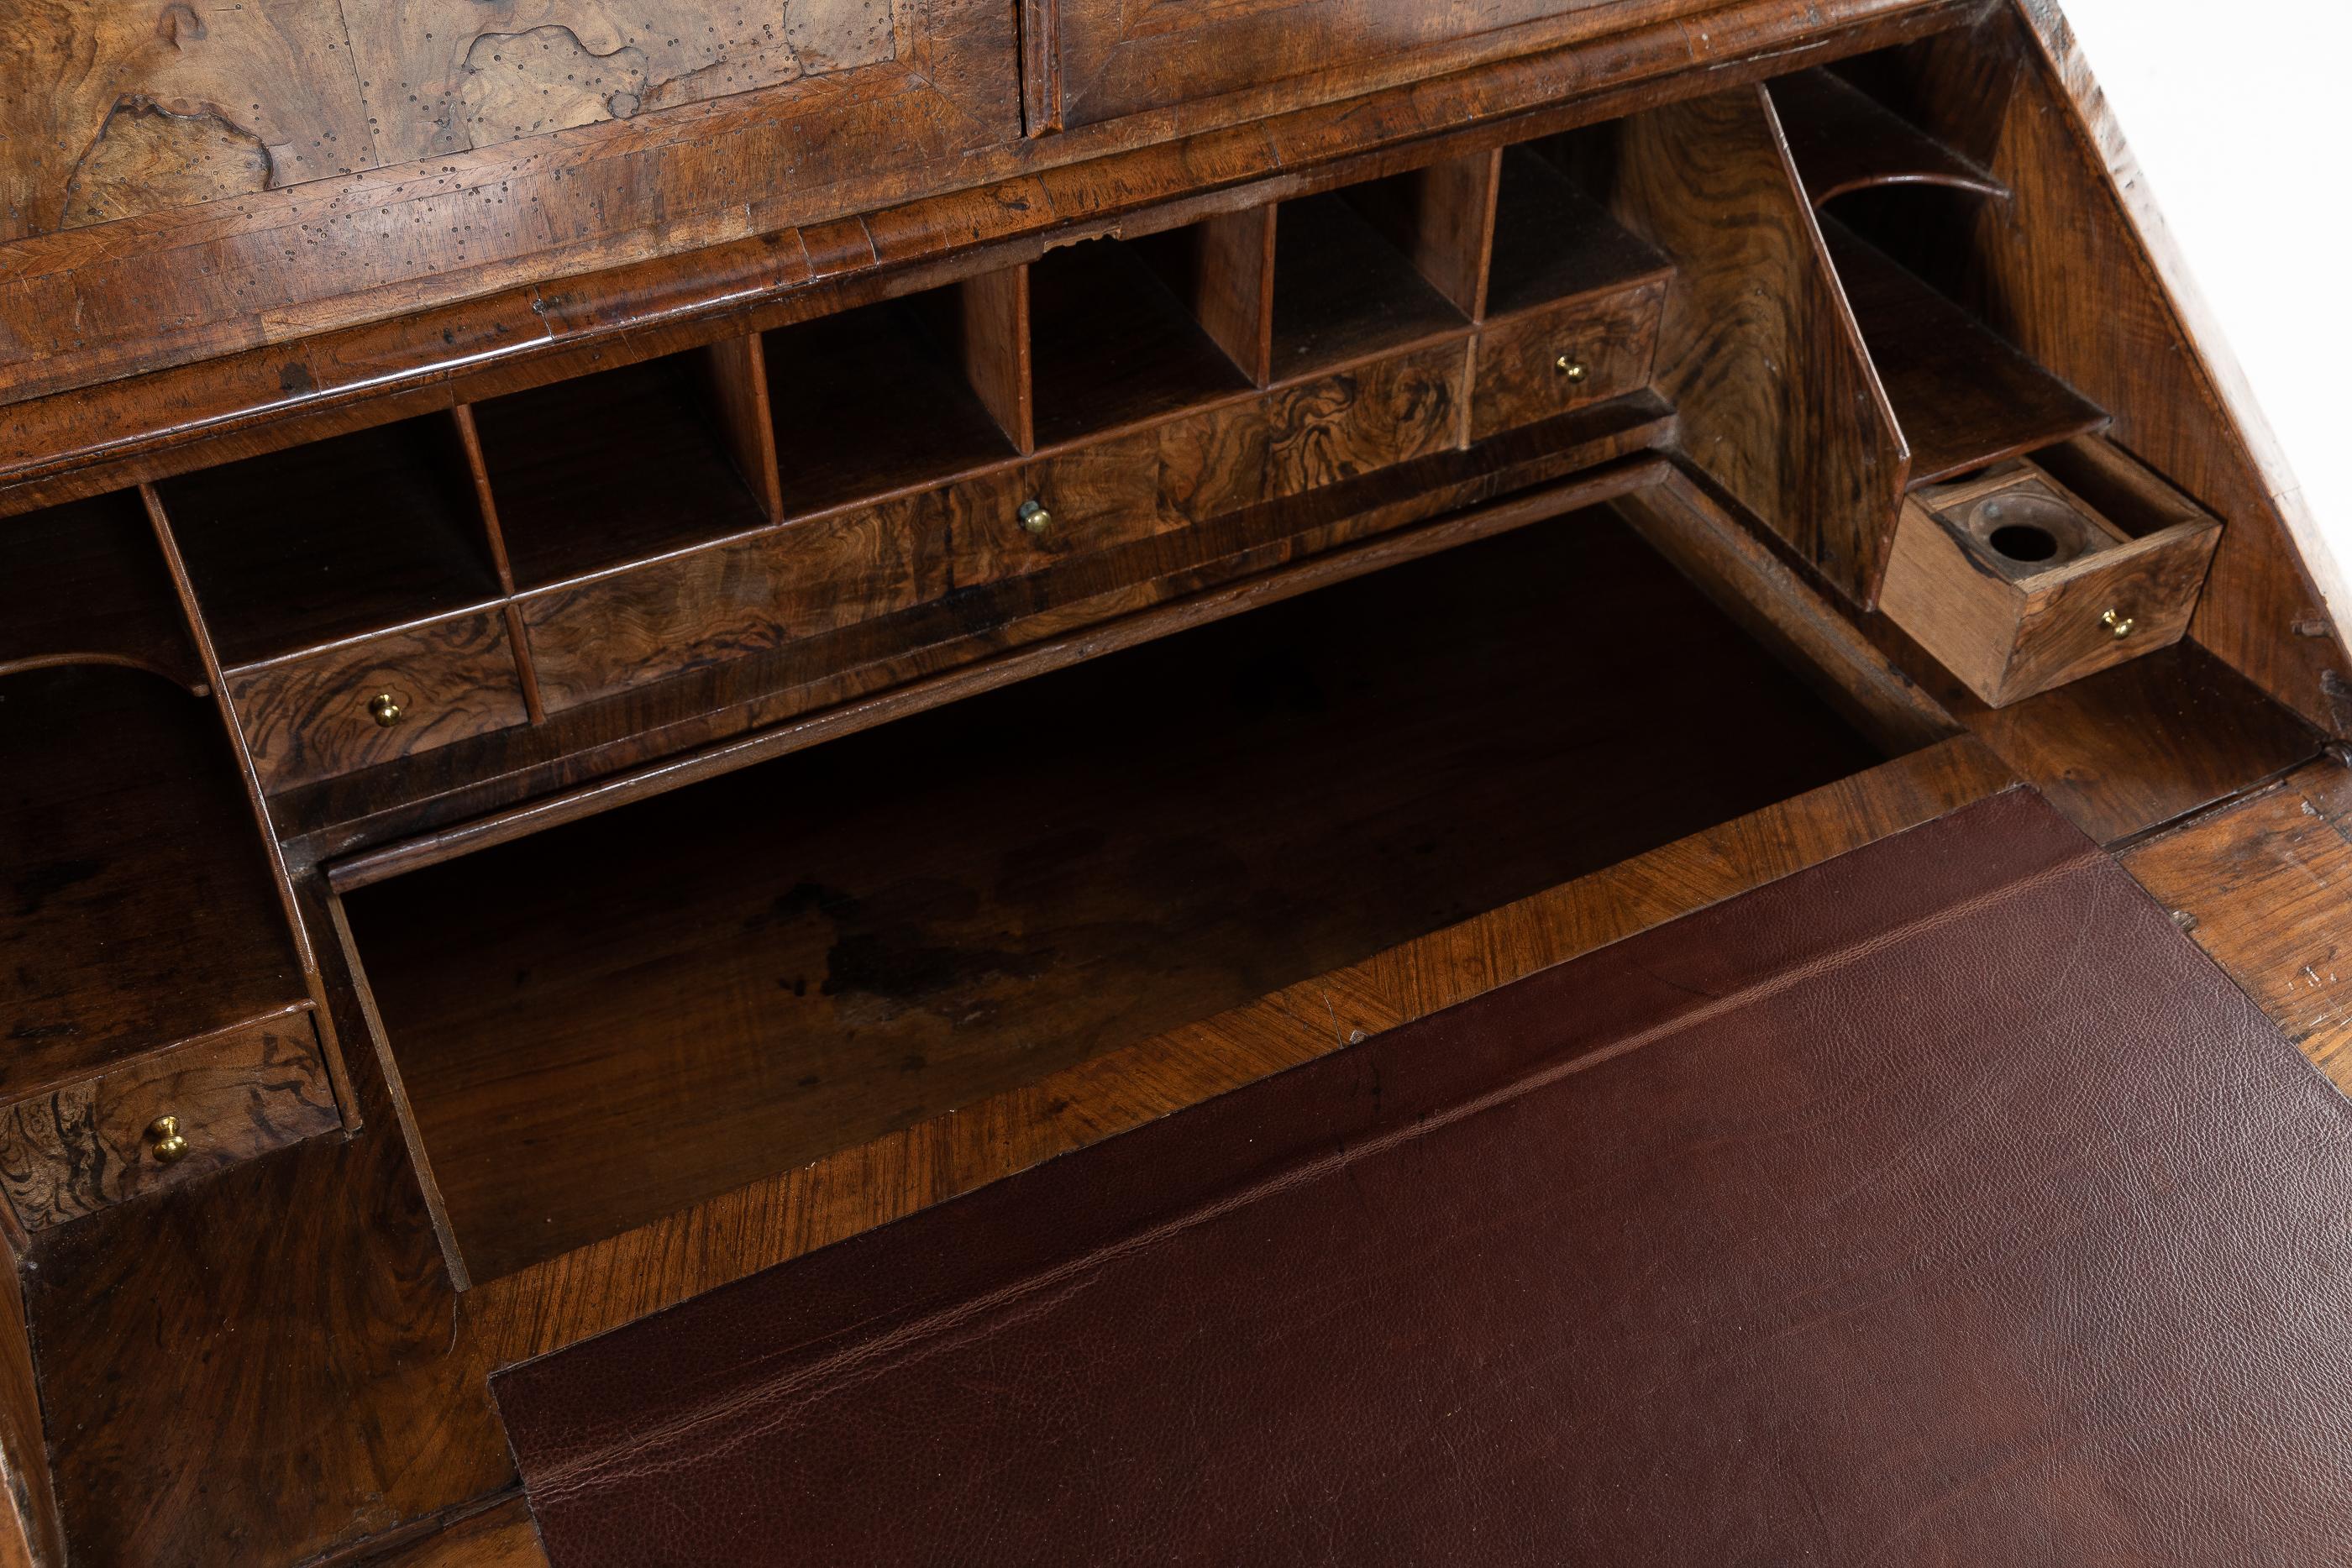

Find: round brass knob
368;691;405;728
1555;354;1591;384
2102;609;2137;641
146;1114;190;1166
1018;500;1053;536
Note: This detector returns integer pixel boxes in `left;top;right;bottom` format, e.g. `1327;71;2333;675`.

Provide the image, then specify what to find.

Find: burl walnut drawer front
943;433;1179;589
0;1012;338;1231
1470;279;1667;442
227;610;529;793
520;508;935;714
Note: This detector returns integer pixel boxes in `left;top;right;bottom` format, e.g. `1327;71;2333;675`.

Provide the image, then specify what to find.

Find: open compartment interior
468;349;773;590
1484;144;1673;320
341;510;1895;1284
157;417;503;669
764;283;1027;516
1766;66;2107;485
0;664;306;1097
1030;235;1257;445
0;489;202;690
1270;187;1470;377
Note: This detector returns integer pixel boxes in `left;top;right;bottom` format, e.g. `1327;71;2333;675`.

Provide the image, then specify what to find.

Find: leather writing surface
497;787;2352;1565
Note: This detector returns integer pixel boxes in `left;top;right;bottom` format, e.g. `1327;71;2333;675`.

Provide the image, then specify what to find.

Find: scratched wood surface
2124;760;2352;1095
1;0;905;241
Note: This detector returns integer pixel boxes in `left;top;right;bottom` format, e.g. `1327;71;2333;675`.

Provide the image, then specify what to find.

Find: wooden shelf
1824;221;2106;485
342;513;1884;1283
0;664;306;1099
1032;237;1257;446
1771;68;2008;209
766;295;1024;517
470;354;769;591
1271;191;1470;377
0;490;202;688
1486;146;1675;319
159;419;503;669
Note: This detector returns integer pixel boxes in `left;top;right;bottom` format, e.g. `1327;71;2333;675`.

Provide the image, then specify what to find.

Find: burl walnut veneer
1;2;2347;1564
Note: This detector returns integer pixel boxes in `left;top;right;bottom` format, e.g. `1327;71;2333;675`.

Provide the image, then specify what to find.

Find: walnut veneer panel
227;610;531;793
522;341;1467;715
1471;278;1665;440
1055;0;1733;129
0;1011;336;1232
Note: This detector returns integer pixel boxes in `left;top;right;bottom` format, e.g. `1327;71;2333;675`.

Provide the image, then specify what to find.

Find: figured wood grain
228;611;531;793
23;875;515;1568
347;516;1891;1282
1468;278;1663;440
0;0;1976;510
520;504;937;714
2123;761;2352;1094
0;1010;335;1232
455;732;2016;1361
1891;8;2352;736
1057;0;1732;130
0;665;307;1102
1584;84;1908;603
318;427;1679;883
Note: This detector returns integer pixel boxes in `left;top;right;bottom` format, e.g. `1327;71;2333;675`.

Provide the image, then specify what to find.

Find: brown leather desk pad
496;787;2352;1564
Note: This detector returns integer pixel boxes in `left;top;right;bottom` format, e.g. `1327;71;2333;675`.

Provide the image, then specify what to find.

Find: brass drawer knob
1018;499;1053;536
368;691;406;728
1555;354;1592;384
147;1114;190;1166
2102;609;2137;641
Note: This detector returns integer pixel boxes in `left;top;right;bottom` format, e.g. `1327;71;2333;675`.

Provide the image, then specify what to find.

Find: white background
2057;1;2349;597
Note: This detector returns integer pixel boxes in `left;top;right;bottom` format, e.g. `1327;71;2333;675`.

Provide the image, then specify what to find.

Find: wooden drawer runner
228;611;529;792
1471;280;1666;442
0;1011;337;1231
524;344;1467;713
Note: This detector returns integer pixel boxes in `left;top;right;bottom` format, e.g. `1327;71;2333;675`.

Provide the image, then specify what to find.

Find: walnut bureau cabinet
1;3;2347;1562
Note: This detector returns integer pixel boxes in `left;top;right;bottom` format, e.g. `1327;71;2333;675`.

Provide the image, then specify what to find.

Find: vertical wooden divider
916;269;1036;454
1570;86;1908;605
1345;150;1499;449
139;483;360;1131
697;333;788;520
1350;149;1501;320
446;406;547;725
1185;207;1278;388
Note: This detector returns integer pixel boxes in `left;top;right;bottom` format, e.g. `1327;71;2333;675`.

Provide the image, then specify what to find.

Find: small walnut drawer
0;1011;339;1231
1877;441;2222;708
227;609;530;792
1470;279;1667;442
